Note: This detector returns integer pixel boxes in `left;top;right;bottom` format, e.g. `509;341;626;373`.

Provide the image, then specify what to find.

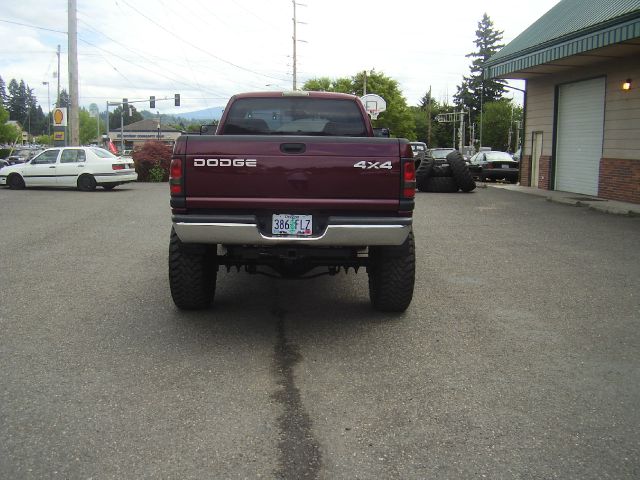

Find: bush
0;148;11;160
132;141;172;182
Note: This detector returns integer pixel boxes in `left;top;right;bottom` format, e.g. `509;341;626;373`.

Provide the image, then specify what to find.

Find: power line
0;18;67;35
118;0;289;83
78;11;269;94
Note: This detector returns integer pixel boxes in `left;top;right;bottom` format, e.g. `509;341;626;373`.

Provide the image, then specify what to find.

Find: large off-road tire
7;173;25;190
431;164;453;177
168;227;217;310
422;176;459;193
446;151;476;192
368;230;415;312
416;158;434;191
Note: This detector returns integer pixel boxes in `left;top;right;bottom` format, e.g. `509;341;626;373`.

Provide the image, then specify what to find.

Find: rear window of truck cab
220;97;367;136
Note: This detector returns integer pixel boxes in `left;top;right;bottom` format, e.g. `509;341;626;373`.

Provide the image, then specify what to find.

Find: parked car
512;148;521;161
468;150;519;183
6;148;42;165
426;148;457;165
410;142;427;166
0;146;138;191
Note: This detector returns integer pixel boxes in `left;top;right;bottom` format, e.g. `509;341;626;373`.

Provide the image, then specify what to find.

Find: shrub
132;141;172;182
148;165;165;182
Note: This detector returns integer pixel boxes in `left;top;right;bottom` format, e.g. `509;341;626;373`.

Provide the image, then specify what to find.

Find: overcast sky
0;0;560;115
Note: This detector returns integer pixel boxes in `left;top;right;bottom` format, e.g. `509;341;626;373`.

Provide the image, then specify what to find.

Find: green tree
480;99;522;152
58;88;69;108
0;76;8;108
109;105;143;130
79;108;102;145
411;91;459;148
454;13;506;130
7;79;27;124
34;134;53;145
303;70;415;140
0;106;20;143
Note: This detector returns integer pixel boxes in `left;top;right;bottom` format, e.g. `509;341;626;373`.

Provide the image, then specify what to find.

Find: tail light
112;164;124;170
169;157;183;195
402;158;416;198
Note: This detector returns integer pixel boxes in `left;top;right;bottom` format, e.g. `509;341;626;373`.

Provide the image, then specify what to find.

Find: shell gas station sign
52;108;67;127
52;108;67;146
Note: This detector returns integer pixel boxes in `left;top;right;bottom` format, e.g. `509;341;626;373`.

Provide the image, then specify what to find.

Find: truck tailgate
182;136;404;208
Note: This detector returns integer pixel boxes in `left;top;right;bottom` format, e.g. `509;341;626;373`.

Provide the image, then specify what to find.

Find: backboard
360;94;386;120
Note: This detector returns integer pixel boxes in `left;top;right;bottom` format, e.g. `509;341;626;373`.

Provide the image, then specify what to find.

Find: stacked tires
416;151;476;193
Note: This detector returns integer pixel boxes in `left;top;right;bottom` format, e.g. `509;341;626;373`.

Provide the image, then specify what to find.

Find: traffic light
174;94;180;107
122;98;129;115
150;96;155;109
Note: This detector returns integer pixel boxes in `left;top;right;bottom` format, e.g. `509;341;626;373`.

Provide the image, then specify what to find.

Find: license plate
502;164;511;169
272;214;313;236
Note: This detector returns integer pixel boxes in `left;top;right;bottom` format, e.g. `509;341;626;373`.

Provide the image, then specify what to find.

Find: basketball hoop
360;94;386;121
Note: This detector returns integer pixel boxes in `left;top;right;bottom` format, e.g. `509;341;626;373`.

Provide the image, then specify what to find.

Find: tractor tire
446;151;476;192
431;164;453;177
416;158;434;191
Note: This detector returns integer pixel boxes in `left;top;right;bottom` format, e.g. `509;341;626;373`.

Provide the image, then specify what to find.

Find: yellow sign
53;108;67;127
54;131;65;141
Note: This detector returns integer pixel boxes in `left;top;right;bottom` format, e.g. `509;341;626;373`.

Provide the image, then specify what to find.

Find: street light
42;81;51;136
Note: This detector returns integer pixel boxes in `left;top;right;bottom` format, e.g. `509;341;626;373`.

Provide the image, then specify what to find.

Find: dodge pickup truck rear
168;91;415;312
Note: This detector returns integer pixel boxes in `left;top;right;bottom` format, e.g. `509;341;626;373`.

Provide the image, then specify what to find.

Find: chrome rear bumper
173;215;412;246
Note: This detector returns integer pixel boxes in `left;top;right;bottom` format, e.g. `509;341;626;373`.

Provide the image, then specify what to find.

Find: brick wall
518;155;552;188
521;155;531;186
538;156;552;190
598;158;640;204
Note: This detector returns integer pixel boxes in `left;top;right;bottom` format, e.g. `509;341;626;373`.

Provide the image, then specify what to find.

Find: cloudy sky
1;0;560;115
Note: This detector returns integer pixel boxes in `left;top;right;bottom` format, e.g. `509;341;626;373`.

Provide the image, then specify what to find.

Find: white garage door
555;77;605;196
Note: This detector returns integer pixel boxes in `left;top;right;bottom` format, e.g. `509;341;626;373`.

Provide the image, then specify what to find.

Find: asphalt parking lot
1;183;639;479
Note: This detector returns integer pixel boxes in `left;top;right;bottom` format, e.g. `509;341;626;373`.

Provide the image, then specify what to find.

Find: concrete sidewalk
485;183;640;216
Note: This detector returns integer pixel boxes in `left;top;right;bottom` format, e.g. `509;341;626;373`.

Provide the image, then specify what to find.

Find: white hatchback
0;147;138;191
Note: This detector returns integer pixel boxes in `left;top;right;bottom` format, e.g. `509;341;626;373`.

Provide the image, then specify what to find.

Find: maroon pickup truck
168;91;415;312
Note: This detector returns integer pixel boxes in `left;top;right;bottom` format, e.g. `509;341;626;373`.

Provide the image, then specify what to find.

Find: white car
0;147;138;191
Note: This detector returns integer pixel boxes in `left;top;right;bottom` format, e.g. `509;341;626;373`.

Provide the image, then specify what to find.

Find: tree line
302;13;521;152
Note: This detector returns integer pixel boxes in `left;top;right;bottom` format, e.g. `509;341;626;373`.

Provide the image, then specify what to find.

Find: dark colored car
469;150;519;183
7;148;42;165
426;148;457;165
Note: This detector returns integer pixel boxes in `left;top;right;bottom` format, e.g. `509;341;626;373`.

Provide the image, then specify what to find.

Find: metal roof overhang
485;16;640;80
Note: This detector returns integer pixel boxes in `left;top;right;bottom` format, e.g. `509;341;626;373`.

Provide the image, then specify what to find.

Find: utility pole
291;1;307;90
292;0;297;90
68;0;79;146
56;45;61;107
42;81;51;136
426;86;432;147
363;70;367;96
458;109;464;152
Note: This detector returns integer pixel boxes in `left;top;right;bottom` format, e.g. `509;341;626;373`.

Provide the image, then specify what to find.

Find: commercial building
108;119;182;151
484;0;640;204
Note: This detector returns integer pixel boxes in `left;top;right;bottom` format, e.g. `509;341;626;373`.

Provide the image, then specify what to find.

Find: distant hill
180;107;225;120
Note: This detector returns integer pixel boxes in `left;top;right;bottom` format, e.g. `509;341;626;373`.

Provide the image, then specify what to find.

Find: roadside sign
53;131;65;141
53;108;67;127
